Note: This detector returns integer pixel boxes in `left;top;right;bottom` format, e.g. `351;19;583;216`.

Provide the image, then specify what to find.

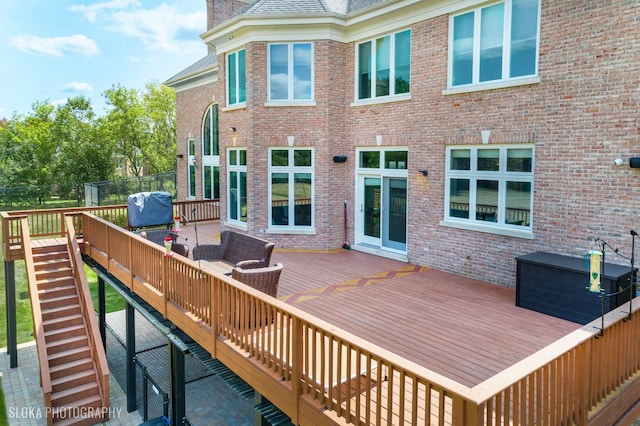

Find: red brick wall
182;0;640;287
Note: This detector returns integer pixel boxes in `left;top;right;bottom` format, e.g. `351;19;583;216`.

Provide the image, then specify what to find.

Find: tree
100;81;176;176
52;96;115;203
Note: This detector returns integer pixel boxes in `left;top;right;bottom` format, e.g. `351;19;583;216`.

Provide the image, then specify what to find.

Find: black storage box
516;251;634;324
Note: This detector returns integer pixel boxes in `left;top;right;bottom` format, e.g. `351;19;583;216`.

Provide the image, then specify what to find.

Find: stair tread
43;313;84;326
48;345;90;361
45;323;85;337
47;334;87;348
52;381;99;400
49;357;94;375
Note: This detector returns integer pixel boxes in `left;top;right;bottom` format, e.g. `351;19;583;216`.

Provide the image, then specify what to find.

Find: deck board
171;221;580;388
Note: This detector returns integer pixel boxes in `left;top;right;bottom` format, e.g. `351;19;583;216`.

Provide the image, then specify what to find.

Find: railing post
98;276;106;349
126;303;137;413
4;259;17;368
290;316;303;425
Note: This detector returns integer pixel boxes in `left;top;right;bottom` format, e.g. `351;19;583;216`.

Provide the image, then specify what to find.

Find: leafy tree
52;96;115;203
100;81;176;176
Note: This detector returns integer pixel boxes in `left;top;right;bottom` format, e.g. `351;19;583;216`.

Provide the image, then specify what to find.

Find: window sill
264;101;316;107
439;219;535;239
265;228;316;235
223;221;248;231
442;76;541;96
350;93;411;107
222;103;246;112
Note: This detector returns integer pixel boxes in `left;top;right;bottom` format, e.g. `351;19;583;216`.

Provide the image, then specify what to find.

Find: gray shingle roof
164;53;217;85
243;0;388;16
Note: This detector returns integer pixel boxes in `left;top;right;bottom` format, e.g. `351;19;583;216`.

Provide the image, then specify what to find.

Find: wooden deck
175;221;579;388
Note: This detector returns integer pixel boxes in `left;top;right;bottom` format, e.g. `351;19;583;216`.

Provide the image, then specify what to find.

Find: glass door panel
363;177;381;241
383;178;407;251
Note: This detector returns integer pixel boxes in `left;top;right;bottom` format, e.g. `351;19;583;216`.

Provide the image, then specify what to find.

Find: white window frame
267;148;315;233
442;144;534;239
187;138;196;199
447;0;540;91
227;148;247;228
267;42;314;104
202;104;219;200
353;29;412;105
226;49;246;107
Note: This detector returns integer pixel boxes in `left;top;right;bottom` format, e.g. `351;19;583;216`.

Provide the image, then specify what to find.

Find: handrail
64;214;110;414
1;200;220;262
19;217;53;423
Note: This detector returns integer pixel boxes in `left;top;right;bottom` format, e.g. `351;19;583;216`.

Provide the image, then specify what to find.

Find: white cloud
9;34;99;57
62;82;94;94
107;4;205;53
69;0;140;22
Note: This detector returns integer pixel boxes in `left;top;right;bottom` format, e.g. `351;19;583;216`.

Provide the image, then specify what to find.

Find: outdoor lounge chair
231;260;283;298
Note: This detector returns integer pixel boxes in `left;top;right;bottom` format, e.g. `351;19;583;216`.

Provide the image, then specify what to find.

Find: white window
227;148;247;224
268;43;313;101
449;0;540;88
357;29;411;100
202;104;219;199
227;49;246;106
187;138;196;198
269;148;314;229
445;145;533;231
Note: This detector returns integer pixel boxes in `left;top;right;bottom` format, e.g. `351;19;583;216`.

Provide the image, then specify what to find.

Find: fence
84;172;176;207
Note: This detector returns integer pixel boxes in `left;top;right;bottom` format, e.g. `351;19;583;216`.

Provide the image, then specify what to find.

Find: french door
358;176;407;252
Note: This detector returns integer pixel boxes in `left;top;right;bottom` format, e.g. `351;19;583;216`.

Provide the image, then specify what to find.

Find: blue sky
0;0;207;118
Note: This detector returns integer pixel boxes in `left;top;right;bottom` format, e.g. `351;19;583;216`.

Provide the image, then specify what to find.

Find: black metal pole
5;260;17;368
126;303;137;412
630;230;637;319
600;242;606;338
98;276;106;349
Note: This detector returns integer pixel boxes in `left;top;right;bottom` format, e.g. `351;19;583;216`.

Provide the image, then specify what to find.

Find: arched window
202;104;220;199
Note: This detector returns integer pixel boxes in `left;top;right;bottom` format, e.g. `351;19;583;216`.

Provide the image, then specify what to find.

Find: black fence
84;172;176;207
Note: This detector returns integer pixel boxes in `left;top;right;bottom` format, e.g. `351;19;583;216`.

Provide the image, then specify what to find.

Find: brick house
165;0;640;287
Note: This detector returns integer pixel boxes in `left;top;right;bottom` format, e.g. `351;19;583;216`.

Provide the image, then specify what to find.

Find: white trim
222;103;247;112
223;221;248;232
442;76;540;95
440;219;535;239
265;101;317;107
350;93;411;107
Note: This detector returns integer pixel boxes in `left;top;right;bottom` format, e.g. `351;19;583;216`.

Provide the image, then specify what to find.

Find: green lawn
0;256;125;348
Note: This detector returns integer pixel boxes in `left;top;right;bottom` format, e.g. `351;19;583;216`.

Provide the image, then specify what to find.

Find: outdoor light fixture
614;158;624;166
418;169;428;176
176;154;184;159
230;126;237;132
191;157;197;166
333;155;347;163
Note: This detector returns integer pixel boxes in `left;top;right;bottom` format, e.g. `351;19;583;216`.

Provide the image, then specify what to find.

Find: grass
0;253;125;348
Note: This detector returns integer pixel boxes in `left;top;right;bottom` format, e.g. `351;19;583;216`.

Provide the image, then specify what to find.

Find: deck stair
27;236;109;426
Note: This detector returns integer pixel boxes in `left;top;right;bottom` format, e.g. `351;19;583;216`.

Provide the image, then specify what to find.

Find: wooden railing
18;217;53;425
1;199;219;261
64;214;110;416
78;212;640;425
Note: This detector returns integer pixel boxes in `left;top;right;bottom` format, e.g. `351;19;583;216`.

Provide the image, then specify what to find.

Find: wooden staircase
25;230;109;425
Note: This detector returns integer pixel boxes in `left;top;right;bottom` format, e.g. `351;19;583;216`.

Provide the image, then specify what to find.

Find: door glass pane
294;173;312;226
239;172;247;222
510;0;538;78
229;171;238;220
394;30;411;94
476;180;498;222
506;181;531;226
229;150;237;166
358;42;372;99
387;179;407;244
375;36;391;97
477;149;499;171
449;178;469;218
239;149;246;165
452;12;474;86
271;173;288;225
364;177;381;238
269;44;288;100
479;3;504;82
293;43;312;100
